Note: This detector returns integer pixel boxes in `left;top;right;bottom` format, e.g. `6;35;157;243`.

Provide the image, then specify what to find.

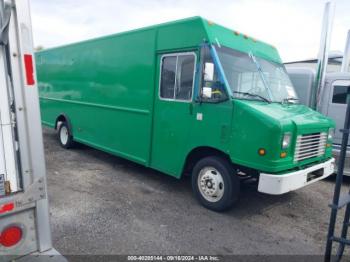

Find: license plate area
307;168;324;182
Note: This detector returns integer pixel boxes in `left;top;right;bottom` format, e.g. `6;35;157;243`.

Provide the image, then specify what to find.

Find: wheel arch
55;113;73;133
182;146;233;177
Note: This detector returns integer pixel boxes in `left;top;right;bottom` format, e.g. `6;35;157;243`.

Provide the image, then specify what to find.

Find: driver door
151;52;197;177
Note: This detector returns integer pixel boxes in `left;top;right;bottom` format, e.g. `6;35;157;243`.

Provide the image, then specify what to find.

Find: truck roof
199;17;281;63
36;16;281;63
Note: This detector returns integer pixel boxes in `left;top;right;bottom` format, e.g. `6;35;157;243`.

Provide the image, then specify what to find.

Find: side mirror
202;87;213;99
204;62;214;82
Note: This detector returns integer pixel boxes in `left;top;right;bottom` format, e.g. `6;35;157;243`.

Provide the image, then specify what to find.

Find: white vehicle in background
285;2;350;175
0;0;64;260
286;67;350;175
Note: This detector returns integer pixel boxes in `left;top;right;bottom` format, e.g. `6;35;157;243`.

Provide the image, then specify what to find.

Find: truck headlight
282;133;292;149
328;128;335;140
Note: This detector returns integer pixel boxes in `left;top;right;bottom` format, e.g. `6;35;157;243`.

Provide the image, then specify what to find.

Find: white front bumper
258;158;335;195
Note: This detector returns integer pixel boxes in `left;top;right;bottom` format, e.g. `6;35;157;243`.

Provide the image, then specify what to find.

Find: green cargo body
37;17;335;210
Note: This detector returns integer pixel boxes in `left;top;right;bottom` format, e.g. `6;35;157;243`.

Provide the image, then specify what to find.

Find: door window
160;53;196;101
332;85;350;104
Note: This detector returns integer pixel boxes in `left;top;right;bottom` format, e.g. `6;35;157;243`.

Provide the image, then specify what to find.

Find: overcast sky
30;0;350;62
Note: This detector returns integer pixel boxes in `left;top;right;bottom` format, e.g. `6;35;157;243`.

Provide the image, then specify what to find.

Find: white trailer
0;0;64;260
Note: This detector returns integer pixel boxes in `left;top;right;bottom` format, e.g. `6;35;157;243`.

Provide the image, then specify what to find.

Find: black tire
58;122;74;149
192;156;239;212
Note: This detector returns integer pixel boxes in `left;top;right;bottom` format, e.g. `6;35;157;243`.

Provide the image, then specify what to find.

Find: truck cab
190;42;335;204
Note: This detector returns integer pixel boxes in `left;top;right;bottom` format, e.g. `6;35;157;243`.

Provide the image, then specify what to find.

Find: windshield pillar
206;44;233;98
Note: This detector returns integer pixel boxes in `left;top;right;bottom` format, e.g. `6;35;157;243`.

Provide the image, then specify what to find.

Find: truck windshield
216;46;298;103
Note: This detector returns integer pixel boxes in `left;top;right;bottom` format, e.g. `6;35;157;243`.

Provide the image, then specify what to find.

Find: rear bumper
258;158;335;195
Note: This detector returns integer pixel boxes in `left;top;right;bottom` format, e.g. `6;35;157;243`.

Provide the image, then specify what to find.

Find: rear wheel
192;156;239;212
58;122;74;149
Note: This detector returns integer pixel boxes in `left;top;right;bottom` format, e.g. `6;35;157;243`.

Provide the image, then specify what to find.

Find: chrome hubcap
60;126;69;145
197;167;224;203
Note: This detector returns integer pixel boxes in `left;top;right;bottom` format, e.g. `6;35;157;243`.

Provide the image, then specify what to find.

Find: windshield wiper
282;97;299;104
248;52;274;101
233;91;271;103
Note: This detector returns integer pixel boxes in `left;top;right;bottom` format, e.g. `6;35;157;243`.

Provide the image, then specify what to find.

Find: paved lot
43;128;348;256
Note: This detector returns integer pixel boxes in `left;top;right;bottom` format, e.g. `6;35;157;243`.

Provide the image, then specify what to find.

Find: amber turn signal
258;148;266;156
280;152;287;158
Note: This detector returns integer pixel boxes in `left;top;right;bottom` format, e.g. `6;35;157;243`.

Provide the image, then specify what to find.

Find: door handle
189;102;194;115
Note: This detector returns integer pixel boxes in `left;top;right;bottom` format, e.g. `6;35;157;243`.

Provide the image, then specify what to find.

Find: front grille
294;132;327;162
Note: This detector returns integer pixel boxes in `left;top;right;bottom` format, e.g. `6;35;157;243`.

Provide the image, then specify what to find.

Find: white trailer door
0;39;19;193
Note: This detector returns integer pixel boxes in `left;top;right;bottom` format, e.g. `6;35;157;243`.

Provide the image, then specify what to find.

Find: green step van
36;17;335;211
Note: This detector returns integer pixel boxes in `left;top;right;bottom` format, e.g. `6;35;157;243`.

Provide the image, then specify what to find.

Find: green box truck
36;17;336;211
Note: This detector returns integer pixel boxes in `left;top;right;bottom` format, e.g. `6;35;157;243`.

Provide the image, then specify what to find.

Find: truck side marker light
0;226;23;247
24;54;35;86
280;152;287;158
208;21;215;26
0;203;14;214
233;31;240;36
258;148;266;156
243;34;249;39
326;143;332;148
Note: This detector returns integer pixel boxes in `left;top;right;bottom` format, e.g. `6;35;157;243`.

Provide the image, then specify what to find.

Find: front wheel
58;122;74;149
192;156;240;212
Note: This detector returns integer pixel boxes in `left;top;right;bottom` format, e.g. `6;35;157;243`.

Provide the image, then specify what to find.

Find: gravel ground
42;127;349;256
